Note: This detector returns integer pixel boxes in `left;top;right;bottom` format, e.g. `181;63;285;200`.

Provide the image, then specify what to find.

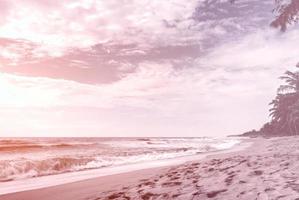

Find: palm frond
278;85;296;93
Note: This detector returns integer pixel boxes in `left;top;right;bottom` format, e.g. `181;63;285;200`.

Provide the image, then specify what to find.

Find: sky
0;0;299;137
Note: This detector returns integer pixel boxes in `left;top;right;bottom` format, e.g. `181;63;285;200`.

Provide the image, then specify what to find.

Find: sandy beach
2;0;299;199
1;137;299;200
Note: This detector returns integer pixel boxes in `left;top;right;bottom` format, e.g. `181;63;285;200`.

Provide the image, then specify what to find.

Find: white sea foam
0;137;241;182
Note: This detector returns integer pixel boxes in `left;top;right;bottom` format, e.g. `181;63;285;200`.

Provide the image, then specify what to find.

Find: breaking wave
0;137;240;182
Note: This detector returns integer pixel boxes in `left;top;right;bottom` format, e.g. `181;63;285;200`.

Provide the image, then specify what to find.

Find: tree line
242;66;299;137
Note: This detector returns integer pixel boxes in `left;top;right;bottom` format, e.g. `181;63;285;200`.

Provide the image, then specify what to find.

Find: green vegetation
263;65;299;135
243;65;299;137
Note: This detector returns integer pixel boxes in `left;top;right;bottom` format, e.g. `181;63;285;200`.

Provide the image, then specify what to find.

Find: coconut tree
269;66;299;135
278;69;299;93
269;93;298;134
271;0;299;31
288;100;299;134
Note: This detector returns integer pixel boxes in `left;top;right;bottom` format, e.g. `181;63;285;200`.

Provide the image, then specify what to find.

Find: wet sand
2;137;299;200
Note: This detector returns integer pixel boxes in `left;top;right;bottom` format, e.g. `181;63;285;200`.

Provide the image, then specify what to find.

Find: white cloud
0;0;200;56
1;0;298;136
198;28;299;74
0;55;281;136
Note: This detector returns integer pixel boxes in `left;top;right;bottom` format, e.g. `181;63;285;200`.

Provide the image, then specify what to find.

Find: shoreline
0;138;254;200
0;137;245;195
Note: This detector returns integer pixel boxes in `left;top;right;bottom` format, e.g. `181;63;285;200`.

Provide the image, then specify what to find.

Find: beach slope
2;137;299;200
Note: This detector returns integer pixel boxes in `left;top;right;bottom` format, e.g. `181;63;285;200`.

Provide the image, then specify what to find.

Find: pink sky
0;0;299;137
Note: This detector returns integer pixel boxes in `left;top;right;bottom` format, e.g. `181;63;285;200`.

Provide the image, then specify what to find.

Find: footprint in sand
206;189;227;198
162;181;182;187
140;192;158;200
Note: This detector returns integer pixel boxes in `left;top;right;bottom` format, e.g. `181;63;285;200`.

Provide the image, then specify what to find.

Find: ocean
0;137;240;182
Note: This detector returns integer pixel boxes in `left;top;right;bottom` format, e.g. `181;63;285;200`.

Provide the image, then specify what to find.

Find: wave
1;150;197;182
0;137;241;182
0;157;93;182
0;139;95;152
0;148;228;182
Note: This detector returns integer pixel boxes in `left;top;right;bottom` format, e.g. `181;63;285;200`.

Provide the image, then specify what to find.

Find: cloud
198;28;299;75
0;0;275;59
0;54;281;136
0;0;278;84
1;0;298;136
0;0;200;55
